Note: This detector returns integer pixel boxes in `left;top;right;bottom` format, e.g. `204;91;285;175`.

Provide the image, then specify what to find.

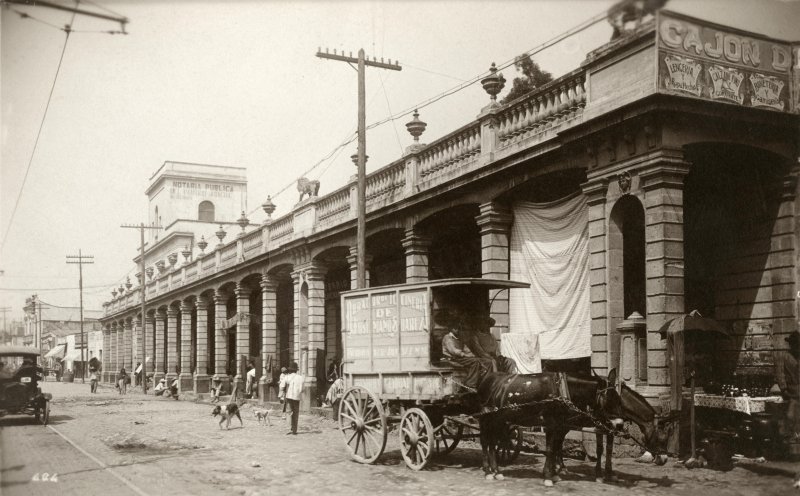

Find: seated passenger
439;311;496;389
464;315;517;374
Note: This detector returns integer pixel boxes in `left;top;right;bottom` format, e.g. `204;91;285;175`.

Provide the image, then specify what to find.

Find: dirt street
0;381;796;496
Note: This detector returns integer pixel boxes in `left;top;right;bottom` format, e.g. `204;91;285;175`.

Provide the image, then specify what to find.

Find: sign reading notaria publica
170;181;236;200
656;11;793;112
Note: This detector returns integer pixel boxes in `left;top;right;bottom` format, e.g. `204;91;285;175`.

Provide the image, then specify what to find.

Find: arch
498;168;587;204
683;143;794;377
417;203;481;280
198;200;215;222
608;194;647;384
367;228;405;286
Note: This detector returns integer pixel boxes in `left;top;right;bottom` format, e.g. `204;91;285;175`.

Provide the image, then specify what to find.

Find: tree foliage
500;55;553;105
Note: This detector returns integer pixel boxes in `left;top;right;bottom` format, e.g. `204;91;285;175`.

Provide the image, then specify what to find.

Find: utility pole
316;48;401;288
0;307;10;345
66;250;94;383
121;222;161;394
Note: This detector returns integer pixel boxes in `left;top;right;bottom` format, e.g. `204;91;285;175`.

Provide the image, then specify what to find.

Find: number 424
32;472;58;482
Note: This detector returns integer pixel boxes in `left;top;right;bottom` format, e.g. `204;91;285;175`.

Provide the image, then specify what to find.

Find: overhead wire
244;8;608;223
0;3;78;253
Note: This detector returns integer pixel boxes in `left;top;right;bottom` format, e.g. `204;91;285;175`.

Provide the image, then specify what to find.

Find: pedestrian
245;361;257;399
134;362;142;387
154;378;167;396
278;366;288;419
89;368;98;394
284;362;304;435
782;331;800;440
117;367;127;395
210;377;222;403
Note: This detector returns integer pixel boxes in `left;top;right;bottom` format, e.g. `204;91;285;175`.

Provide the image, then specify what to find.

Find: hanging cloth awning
62;348;87;362
44;344;66;359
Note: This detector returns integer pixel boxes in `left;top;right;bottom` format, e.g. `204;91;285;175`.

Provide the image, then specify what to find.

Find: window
198;201;215;222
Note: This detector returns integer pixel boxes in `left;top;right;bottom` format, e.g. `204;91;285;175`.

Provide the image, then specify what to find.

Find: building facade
100;9;800;410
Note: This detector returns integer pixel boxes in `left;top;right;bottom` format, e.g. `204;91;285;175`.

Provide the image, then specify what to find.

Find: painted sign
169;181;235;200
342;288;430;374
656;11;792;112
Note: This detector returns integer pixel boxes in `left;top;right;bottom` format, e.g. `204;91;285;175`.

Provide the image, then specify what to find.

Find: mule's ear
607;368;617;384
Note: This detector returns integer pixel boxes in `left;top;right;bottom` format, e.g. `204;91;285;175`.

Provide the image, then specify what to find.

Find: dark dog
211;403;242;430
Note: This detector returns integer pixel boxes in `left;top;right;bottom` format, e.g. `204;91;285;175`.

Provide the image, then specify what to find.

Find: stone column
402;228;432;283
179;300;193;390
213;290;230;393
259;275;279;400
306;263;327;409
166;307;178;382
291;270;303;366
102;327;110;383
146;313;155;378
194;295;210;393
640;160;689;395
153;309;166;385
233;282;250;394
347;247;373;289
582;178;611;375
476;202;512;337
112;323;119;378
123;320;132;375
133;316;142;377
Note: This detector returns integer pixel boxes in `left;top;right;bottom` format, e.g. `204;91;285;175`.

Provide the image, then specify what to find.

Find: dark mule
476;369;624;484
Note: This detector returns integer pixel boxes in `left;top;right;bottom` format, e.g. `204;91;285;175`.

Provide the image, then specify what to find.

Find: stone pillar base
301;383;318;411
194;374;211;393
258;377;274;402
165;372;177;384
213;374;231;395
179;373;193;391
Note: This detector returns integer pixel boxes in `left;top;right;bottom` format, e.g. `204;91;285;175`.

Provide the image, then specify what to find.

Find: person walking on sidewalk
117;367;128;395
89;368;98;394
284;362;304;435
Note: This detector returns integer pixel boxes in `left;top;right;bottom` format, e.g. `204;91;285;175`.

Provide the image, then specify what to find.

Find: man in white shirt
283;362;304;435
246;362;257;398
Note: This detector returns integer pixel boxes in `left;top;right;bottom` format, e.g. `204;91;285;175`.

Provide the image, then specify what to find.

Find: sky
1;0;799;322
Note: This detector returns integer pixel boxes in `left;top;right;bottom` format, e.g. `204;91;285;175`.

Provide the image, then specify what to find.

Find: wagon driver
438;309;496;389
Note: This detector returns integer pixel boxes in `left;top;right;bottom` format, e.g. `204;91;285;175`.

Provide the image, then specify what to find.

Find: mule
476;369;624;483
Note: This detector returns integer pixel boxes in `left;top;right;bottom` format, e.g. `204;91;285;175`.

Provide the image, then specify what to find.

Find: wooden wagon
338;278;530;470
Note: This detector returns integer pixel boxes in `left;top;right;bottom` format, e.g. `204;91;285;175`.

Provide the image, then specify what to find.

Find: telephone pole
0;307;10;345
121;222;161;394
316;48;401;288
66;250;93;383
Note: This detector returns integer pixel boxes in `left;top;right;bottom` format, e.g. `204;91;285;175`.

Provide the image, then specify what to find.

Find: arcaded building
100;9;800;409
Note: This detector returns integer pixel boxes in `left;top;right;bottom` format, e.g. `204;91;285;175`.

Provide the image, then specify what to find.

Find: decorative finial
125;276;132;290
262;195;276;222
216;225;227;247
481;62;506;103
181;245;192;263
197;235;208;254
237;211;249;237
146;267;154;280
350;153;369;167
405;109;427;143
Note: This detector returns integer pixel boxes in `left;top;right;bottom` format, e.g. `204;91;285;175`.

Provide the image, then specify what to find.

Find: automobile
0;346;51;424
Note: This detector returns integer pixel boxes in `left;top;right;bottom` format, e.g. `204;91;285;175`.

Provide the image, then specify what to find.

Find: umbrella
658;309;729;339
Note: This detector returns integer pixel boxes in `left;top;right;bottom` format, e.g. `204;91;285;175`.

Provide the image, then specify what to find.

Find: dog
253;408;272;426
211;403;243;430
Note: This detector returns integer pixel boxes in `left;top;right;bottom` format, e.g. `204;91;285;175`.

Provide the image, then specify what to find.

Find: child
210;377;222;403
278;366;288;419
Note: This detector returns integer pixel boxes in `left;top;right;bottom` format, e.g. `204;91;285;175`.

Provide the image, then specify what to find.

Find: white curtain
509;192;591;361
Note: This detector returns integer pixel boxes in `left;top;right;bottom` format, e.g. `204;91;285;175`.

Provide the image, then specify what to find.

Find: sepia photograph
1;0;799;494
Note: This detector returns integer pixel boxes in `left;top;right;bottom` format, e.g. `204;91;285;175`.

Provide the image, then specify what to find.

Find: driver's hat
160;378;166;383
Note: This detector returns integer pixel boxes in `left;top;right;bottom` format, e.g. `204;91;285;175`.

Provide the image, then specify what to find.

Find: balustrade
417;123;481;184
270;214;294;242
497;70;586;147
365;161;405;207
218;243;237;268
316;187;351;229
242;229;262;254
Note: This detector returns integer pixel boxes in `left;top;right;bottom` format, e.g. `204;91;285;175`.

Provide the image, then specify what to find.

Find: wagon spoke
364;417;383;426
347;429;359;446
340;412;357;423
353;430;362;455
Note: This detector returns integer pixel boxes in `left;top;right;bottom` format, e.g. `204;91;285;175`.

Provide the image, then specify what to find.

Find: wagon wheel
496;424;523;465
338;386;387;464
433;418;463;456
400;408;435;470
